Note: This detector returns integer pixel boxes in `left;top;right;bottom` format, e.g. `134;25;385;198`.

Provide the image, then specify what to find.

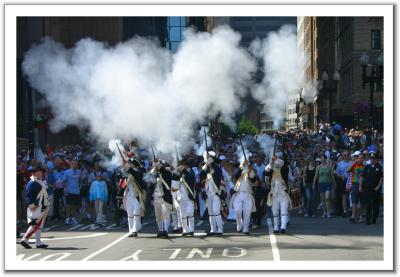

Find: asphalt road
16;214;383;262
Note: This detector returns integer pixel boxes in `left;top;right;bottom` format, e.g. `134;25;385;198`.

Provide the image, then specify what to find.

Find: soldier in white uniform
172;159;196;236
121;158;146;238
265;157;292;234
200;154;225;236
231;159;257;235
151;160;174;238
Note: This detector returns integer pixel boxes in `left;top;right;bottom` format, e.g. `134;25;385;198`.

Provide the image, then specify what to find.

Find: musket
151;145;156;161
239;135;247;161
204;127;208;157
116;143;126;162
272;132;278;157
175;144;180;165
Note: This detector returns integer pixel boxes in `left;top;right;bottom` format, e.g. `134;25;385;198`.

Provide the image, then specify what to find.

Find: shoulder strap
180;176;195;198
160;175;171;191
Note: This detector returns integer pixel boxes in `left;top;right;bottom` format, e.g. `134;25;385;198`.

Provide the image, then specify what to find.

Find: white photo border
4;4;394;271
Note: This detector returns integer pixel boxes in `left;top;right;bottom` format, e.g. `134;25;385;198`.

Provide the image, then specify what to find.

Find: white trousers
206;193;223;233
271;194;289;231
124;195;141;233
154;199;172;232
178;198;195;233
171;192;182;229
233;192;253;232
22;208;46;246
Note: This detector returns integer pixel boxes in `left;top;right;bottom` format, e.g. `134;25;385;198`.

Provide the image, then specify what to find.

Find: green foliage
237;116;259;135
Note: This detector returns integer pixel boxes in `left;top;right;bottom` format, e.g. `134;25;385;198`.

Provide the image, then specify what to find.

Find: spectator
63;160;82;225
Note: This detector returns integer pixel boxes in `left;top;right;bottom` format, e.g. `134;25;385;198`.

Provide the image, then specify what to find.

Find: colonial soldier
200;153;225;236
172;159;196;236
265;157;292;234
20;164;50;249
231;159;257;235
121;158;146;238
170;176;183;234
151;160;174;238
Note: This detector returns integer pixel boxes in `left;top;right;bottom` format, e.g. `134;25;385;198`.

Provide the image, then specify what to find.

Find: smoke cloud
23;23;311;159
23;26;256;156
250;24;309;129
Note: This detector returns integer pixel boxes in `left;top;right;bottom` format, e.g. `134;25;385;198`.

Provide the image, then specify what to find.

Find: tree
237;116;259;135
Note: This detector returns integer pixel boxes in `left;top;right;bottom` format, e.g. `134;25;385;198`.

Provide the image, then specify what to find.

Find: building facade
334;17;383;130
299;16;384;131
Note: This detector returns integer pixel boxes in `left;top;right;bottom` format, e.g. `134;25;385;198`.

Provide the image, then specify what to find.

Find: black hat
29;163;44;172
128;158;141;167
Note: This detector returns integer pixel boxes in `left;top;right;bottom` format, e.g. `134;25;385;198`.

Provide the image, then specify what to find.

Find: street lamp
295;90;305;130
318;70;340;124
360;50;384;129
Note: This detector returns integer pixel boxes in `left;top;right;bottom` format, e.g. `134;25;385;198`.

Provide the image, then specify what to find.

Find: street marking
81;233;130;261
105;224;121;230
196;220;204;227
16;254;40;261
78;224;100;231
43;225;58;232
28;233;107;242
186;248;212;259
120;250;143;261
67;224;84;231
194;232;207;236
39;253;71;261
163;248;182;259
267;218;281;261
222;247;247;258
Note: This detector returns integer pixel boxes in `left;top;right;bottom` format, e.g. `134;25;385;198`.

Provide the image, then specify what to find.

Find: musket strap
180;176;196;199
160;176;171;191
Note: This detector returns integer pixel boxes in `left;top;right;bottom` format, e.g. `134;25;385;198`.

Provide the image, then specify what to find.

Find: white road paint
163;248;182;259
186;248;212;259
266;218;281;261
120;250;143;261
43;225;58;232
196;220;204;227
81;233;130;261
16;253;41;261
105;224;121;230
222;247;247;258
67;224;84;231
28;232;107;242
77;224;100;231
39;253;71;261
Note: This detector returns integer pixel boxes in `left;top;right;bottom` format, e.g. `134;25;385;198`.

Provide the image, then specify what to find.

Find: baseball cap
351;151;361;157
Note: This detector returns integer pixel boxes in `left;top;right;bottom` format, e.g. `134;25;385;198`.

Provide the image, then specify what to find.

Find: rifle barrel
116;143;125;161
239;137;247;161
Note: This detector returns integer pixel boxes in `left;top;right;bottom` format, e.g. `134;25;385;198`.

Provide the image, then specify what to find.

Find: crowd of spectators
17;123;384;233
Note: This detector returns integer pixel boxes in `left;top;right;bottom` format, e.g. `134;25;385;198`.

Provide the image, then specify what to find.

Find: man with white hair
200;153;225;236
231;159;257;235
265;156;291;234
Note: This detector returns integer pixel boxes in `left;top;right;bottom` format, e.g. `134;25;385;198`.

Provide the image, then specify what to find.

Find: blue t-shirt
63;169;82;195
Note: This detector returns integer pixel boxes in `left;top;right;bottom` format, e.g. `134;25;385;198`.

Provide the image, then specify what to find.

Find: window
371;30;381;49
166;16;186;53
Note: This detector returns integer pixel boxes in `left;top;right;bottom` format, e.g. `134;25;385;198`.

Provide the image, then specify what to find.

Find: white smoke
194;126;213;156
22;26;256;156
250;24;308;129
256;133;276;160
235;138;252;165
